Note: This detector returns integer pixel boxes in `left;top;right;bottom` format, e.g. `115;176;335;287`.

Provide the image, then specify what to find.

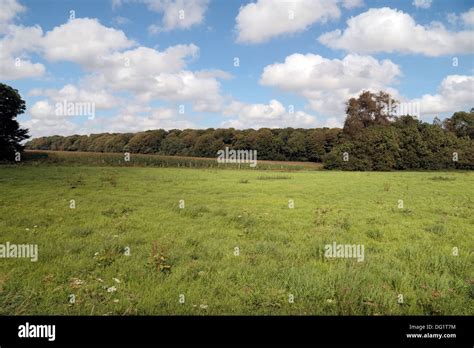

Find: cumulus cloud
42;18;134;66
37;16;226;114
222;99;319;129
0;0;25;32
411;75;474;115
106;106;195;132
150;71;224;111
144;0;209;31
318;7;474;56
461;8;474;27
195;69;234;80
113;16;131;25
77;43;226;112
260;53;401;117
342;0;364;9
0;24;45;79
26;100;195;136
22;117;79;138
29;100;56;120
412;0;432;9
147;24;161;35
0;54;45;80
15;13;228;134
235;0;341;44
24;99;80;137
0;1;45;80
29;84;119;109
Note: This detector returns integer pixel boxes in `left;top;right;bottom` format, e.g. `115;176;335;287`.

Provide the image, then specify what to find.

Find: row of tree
25;127;341;162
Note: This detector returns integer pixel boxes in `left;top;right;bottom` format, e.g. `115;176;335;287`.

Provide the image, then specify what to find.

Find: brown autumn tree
343;91;398;138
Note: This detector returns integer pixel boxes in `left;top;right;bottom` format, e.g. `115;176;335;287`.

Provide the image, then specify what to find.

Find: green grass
0;164;472;315
23;150;322;171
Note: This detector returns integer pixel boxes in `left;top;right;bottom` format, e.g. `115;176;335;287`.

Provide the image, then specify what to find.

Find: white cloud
148;24;160;35
0;58;44;79
106;106;195;132
38;15;225;113
144;0;209;31
30;84;119;109
79;43;225;112
113;16;131;25
235;0;341;44
446;8;474;28
222;99;319;128
0;24;45;79
318;7;474;56
412;0;432;9
461;8;474;27
24;99;80;138
412;75;474;115
103;44;198;77
8;10;227;133
195;69;234;80
151;71;225;112
42;18;134;66
0;25;43;55
342;0;364;9
0;2;46;80
22;118;79;138
0;0;25;33
29;100;55;120
260;53;401;117
25;100;195;136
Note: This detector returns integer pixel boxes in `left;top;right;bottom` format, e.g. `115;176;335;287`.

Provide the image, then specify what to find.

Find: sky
1;0;473;138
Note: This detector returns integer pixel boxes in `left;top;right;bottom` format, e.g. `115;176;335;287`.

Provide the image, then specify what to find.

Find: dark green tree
0;83;29;160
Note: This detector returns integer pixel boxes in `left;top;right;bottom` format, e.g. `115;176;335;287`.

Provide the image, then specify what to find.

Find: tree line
25;127;341;163
3;86;471;170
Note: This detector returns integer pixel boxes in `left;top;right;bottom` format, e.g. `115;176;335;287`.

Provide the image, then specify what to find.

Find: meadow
0;155;472;315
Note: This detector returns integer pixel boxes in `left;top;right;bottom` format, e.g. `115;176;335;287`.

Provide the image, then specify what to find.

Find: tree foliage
26;127;341;162
0;83;30;160
325;91;473;170
343;90;397;138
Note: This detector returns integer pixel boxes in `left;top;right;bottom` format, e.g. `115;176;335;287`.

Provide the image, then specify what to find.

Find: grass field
0;160;473;315
24;150;323;171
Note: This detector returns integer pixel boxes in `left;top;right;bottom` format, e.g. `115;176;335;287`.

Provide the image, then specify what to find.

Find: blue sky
1;0;473;137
